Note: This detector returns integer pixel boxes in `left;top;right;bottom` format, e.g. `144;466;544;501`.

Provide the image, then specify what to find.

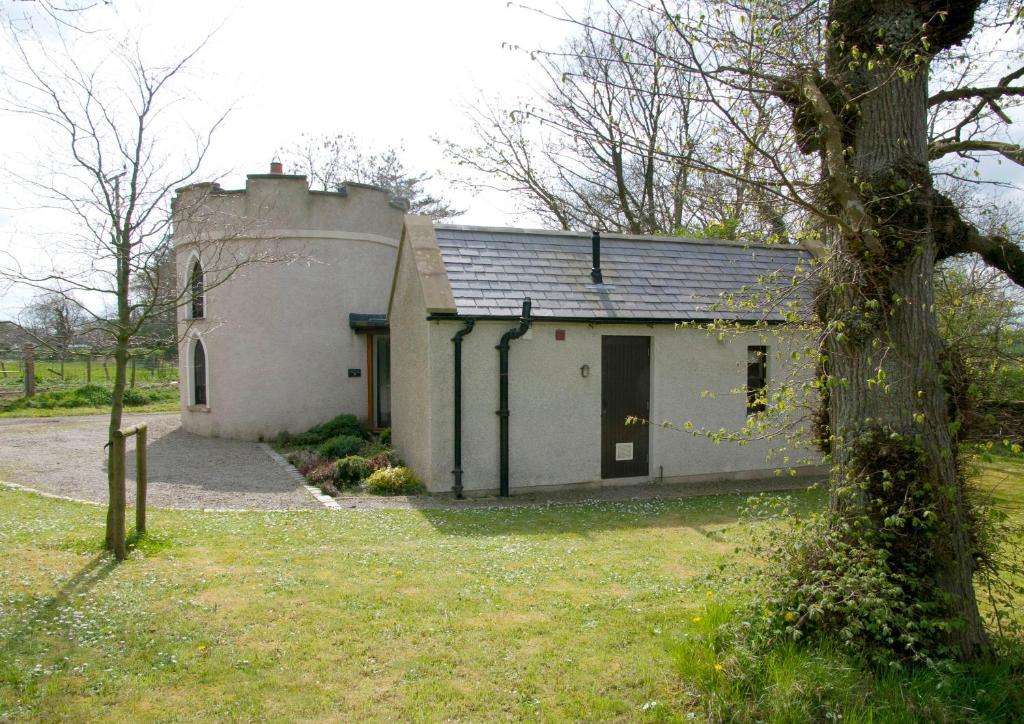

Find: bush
275;430;294;447
318;434;363;459
288;449;326;476
305;461;336;486
319;481;340;497
378;427;391;445
295;414;365;446
0;383;178;412
359;441;401;466
364;466;425;496
334;456;372;487
367;451;401;472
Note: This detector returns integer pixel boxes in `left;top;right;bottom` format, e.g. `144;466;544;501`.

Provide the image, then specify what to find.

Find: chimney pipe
591;230;603;284
270;160;283;175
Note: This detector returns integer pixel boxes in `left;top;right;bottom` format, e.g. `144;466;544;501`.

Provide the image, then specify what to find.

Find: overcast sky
1;1;1021;320
0;0;585;317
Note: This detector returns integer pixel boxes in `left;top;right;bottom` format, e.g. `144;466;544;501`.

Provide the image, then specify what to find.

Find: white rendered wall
389;238;433;478
175;176;404;440
412;319;817;494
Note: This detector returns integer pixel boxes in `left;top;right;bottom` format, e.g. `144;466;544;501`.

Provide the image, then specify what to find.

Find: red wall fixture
555;329;566;341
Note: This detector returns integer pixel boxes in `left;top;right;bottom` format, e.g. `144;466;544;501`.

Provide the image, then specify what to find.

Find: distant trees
443;8;797;240
18;290;86;360
279;133;461;220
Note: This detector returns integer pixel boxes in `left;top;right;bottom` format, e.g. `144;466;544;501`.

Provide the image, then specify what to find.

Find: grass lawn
0;457;1021;721
0;384;179;418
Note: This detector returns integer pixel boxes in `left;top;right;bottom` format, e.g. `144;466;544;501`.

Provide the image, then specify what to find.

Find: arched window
190;259;205;319
193;338;207;406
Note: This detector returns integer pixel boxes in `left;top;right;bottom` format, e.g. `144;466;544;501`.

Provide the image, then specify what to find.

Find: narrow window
374;335;391;428
747;345;768;414
193;339;207;406
190;260;205;319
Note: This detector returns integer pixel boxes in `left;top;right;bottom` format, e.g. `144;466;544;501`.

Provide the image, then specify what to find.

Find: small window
747;345;768;414
193;339;207;406
190;260;205;319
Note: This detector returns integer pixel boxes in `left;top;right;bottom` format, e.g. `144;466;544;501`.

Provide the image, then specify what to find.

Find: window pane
746;345;767;414
375;336;391;427
194;340;207;406
190;261;204;319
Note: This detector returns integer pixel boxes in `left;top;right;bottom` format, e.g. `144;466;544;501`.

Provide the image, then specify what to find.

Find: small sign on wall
615;442;634;461
348;368;362;378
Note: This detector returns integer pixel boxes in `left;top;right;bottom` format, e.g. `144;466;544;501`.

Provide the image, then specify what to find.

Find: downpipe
451;318;475;499
496;298;532;497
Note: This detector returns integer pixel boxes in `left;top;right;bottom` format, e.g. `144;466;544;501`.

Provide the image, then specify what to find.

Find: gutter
495;298;533;497
427;314;790;326
451;318;476;498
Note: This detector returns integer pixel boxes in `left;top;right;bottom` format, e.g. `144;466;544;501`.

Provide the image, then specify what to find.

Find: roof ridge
433;224;805;253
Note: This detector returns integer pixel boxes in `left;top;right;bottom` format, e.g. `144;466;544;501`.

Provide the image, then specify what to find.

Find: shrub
0;383;178;412
378;427;391;445
288;449;326;476
305;461;336;486
334;455;372;487
318;434;363;459
319;481;340;497
295;414;365;446
367;451;401;472
364;466;425;496
359;440;401;470
275;430;294;447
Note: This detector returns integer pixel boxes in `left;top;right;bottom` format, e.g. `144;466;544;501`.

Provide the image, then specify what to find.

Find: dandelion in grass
784;611;796;622
691;616;701;623
714;663;723;672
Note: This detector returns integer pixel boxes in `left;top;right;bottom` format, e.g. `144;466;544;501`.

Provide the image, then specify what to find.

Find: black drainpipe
451;318;475;499
496;297;532;497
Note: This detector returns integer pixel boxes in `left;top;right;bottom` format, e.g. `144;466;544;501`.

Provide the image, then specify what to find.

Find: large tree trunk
823;0;989;658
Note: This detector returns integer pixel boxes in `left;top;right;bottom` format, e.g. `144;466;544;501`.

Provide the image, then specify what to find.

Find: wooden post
86;356;92;383
111;431;127;560
135;425;147;534
22;345;35;398
130;356;136;389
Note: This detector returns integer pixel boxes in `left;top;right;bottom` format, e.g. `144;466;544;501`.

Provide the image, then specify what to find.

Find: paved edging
0;479;103;507
260;443;340;510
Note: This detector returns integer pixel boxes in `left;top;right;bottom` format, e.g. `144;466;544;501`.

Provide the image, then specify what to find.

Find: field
0;357;177;393
0;357;179;417
0;454;1021;721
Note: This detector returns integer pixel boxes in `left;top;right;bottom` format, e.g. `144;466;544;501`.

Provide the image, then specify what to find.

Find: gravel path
0;413;318;510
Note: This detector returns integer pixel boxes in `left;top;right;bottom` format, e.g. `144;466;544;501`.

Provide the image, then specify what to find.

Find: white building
173;164;405;440
175;165;819;494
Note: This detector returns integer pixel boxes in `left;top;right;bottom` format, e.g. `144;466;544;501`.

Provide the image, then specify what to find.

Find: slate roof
432;226;813;322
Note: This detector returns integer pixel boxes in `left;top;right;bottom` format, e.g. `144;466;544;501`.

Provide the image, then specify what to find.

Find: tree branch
929;139;1024;166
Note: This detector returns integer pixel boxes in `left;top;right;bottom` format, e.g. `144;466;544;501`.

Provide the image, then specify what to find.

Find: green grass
0;460;1021;721
0;384;179;418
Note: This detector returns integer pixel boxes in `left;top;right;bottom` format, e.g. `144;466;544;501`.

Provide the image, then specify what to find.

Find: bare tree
444;7;800;239
19;289;86;360
0;18;267;558
279;132;462;220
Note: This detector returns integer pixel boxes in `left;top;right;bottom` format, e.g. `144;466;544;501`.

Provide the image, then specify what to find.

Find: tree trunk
824;0;989;657
105;339;128;557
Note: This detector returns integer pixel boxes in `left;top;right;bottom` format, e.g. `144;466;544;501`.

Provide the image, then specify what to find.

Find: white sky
0;1;1021;320
0;0;584;317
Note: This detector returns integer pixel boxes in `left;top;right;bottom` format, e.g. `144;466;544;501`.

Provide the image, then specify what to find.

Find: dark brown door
601;336;650;479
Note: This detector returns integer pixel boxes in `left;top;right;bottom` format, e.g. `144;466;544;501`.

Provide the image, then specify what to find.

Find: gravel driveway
0;413;318;510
